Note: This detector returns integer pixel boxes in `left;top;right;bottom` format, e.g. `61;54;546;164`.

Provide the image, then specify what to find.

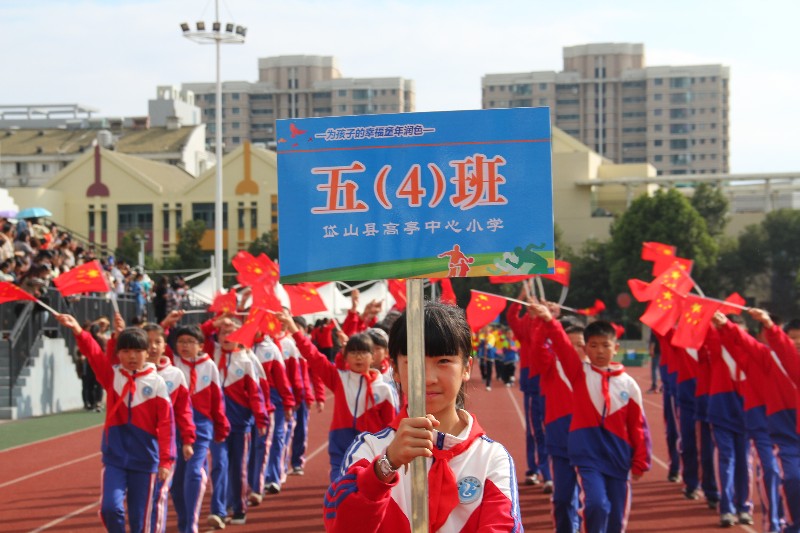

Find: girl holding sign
324;301;522;532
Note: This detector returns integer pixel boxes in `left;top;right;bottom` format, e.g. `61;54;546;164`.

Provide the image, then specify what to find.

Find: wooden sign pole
406;278;429;532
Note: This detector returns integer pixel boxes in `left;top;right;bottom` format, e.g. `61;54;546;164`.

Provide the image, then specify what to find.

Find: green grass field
0;409;103;451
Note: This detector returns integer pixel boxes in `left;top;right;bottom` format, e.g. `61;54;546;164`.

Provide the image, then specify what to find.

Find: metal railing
2;287;213;409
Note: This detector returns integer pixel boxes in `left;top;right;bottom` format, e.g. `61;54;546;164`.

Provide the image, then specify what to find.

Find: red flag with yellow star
488;274;533;284
466;290;507;332
251;282;283;313
576;299;606;316
639;284;685;335
227;307;268;349
671;295;721;349
541;260;571;286
209;289;237;315
429;278;458;306
388;279;407;311
53;260;110;296
628;263;695;303
232;251;279;287
284;283;328;315
0;281;38;304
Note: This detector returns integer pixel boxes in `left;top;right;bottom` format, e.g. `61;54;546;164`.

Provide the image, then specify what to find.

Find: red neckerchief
218;348;231;383
105;365;156;438
590;364;625;424
360;370;379;412
389;407;486;532
378;358;392;375
181;354;210;395
156;355;171;372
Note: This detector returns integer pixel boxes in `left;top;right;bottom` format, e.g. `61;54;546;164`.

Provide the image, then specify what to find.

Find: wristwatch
376;452;398;479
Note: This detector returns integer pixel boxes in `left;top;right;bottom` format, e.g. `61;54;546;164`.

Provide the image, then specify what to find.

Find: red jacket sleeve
201;319;216;359
156;387;175;470
284;356;305;406
292;331;340;391
172;385;197;445
341;309;367;336
627;390;652;477
309;365;326;403
300;358;315;405
106;336;118;366
75;331;115;390
764;324;800;386
266;360;296;409
528;319;552;374
717;321;772;373
210;381;230;442
245;372;269;430
541;319;583;382
323;456;398;532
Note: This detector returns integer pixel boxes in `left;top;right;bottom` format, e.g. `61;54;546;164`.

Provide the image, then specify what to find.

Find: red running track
0;365;764;532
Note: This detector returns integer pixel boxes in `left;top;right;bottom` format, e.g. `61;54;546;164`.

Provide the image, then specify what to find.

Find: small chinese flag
429;278;457;306
53;260;110;296
284;283;328;316
628;263;695;303
209;289;237;315
232;251;279;287
641;242;676;263
466;290;507;332
259;311;282;338
251;282;283;313
639;284;685;335
718;292;747;316
653;256;694;277
610;322;626;339
0;282;38;304
671;295;721;349
488;274;533;284
576;299;606;316
388;279;407;312
541;260;571;287
227;307;267;349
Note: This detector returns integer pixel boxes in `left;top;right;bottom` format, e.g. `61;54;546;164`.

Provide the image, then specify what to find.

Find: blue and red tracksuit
655;333;681;478
702;328;749;518
75;331;174;533
256;335;296;490
546;320;651;533
507;302;549;482
209;345;268;519
172;354;229;533
291;331;399;482
719;321;800;532
531;319;580;533
246;348;271;497
284;335;323;472
694;341;720;505
150;358;196;533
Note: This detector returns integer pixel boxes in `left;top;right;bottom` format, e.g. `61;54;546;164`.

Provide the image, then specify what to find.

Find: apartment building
182;54;415;151
482;43;730;175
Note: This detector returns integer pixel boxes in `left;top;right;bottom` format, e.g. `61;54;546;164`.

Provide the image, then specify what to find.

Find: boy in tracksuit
693;340;721;510
507;297;550;486
715;310;800;532
530;311;585;533
656;332;682;482
202;318;269;526
246;342;272;506
702;326;750;527
531;304;651;533
172;325;230;533
56;313;174;533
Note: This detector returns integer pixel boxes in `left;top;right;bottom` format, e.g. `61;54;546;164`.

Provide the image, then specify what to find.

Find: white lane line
0;452;101;489
29;499;99;532
0;423;103;454
505;387;527;430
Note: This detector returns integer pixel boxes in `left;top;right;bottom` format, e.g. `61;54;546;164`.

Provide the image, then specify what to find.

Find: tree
247;230;279;262
173;220;208;270
115;228;146;266
690;183;729;237
761;209;800;317
606;188;718;313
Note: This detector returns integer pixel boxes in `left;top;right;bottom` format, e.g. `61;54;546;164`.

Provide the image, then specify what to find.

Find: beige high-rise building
183;55;415;151
482;43;730;175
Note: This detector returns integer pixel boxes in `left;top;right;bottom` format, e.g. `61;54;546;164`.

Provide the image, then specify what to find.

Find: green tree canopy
690;183;729;237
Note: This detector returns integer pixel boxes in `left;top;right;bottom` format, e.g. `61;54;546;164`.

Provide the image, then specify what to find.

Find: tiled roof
0;126;197;156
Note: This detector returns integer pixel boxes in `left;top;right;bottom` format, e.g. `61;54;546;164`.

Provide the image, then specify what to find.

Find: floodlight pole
181;0;246;292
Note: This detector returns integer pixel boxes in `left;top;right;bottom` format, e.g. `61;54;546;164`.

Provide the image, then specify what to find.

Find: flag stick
699;295;750;311
110;294;120;316
182;309;210;315
406;278;428;532
471;289;584;314
34;298;59;315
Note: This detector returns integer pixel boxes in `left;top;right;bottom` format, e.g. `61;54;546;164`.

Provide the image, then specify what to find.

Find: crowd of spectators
0;215;192;323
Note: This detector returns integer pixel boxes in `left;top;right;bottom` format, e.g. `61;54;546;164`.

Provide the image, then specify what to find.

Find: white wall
14;337;84;419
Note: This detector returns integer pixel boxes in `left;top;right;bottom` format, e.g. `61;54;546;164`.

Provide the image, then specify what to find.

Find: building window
654;155;663;162
654;78;663;85
352;89;370;100
670;139;688;150
192;202;228;229
654;93;663;101
538;98;547;105
231;93;240;100
653;109;662;116
338;90;347;97
654;124;663;132
232;107;240;115
539;83;548;91
118;204;153;231
232;122;240;129
670;77;690;88
232;136;240;144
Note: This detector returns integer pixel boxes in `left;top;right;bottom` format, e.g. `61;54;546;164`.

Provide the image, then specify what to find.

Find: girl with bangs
324;301;522;532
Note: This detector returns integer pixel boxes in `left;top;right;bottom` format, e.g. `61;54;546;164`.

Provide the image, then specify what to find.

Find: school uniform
655;333;681;480
530;319;581;533
507;302;550;483
325;409;523;532
151;357;197;533
693;343;720;506
245;348;272;498
718;321;800;532
702;328;749;518
542;319;651;533
75;331;174;533
291;330;399;482
172;354;229;533
283;334;320;473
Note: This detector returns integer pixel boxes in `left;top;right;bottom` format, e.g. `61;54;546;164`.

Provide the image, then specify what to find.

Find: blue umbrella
17;207;52;219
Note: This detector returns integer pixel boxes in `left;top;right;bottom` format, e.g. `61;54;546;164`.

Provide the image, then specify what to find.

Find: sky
2;0;798;174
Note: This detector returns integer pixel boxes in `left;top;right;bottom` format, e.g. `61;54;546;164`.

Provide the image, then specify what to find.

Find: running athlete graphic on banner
438;244;475;276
